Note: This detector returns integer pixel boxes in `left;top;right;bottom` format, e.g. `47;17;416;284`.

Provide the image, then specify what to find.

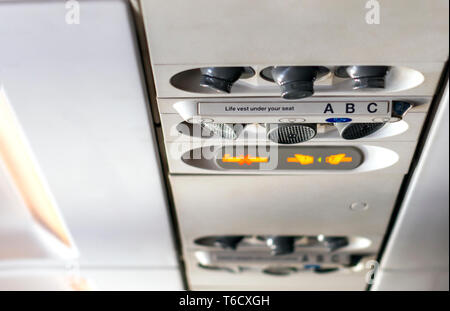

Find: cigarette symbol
222;154;269;166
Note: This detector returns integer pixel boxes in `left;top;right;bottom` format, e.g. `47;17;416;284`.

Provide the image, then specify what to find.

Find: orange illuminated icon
326;153;353;165
222;154;268;166
287;154;314;165
0;88;74;248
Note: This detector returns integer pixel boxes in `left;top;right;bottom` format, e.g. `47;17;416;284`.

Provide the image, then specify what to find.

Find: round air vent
176;121;215;138
336;123;385;140
266;123;317;144
200;122;245;140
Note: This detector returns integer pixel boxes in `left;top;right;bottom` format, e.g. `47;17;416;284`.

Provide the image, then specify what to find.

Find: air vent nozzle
336;123;385;140
261;66;329;99
199;67;245;93
264;236;297;256
214;236;245;250
266;123;317;144
201;122;245;140
335;66;390;89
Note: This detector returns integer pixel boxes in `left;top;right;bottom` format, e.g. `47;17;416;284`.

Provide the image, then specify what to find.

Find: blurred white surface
373;82;449;290
0;159;66;260
0;0;181;290
0;268;182;291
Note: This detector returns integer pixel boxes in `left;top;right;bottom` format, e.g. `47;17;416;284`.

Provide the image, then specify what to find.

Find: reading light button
188;117;214;124
350;202;369;211
372;117;390;123
279;118;306;123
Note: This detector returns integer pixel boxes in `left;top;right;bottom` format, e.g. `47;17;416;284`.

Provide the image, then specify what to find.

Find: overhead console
140;0;449;291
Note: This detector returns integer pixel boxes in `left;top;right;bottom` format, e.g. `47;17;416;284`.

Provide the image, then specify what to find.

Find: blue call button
326;117;352;123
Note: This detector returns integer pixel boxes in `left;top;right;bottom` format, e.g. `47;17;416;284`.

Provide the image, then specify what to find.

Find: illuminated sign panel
182;146;363;171
281;148;361;170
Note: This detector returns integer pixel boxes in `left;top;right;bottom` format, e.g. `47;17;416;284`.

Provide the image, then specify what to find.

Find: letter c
368;102;378;113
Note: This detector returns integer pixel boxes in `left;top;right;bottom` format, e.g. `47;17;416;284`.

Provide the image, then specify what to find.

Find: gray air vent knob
214;236;245;250
199;67;245;93
265;236;296;256
323;237;349;252
335;66;390;89
270;66;322;99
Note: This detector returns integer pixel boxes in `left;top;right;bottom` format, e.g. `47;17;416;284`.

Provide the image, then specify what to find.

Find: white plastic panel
373;270;449;291
0;0;181;289
373;83;449;291
141;0;449;65
0;268;183;291
169;172;404;241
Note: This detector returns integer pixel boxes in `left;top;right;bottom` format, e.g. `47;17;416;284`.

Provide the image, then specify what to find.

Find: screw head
350;202;369;211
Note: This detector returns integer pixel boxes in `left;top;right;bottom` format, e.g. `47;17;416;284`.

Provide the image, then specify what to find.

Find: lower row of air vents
194;235;351;256
197;261;362;276
180;122;386;144
194;235;372;276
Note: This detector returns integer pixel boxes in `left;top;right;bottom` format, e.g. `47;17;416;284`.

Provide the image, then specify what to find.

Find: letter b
346;103;355;113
